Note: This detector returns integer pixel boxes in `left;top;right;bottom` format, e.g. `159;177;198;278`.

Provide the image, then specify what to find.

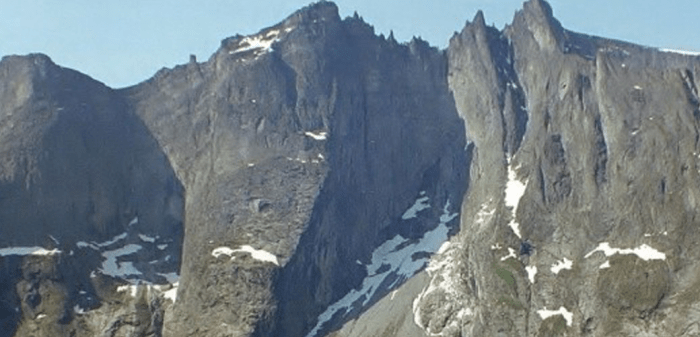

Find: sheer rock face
2;1;700;337
409;0;700;336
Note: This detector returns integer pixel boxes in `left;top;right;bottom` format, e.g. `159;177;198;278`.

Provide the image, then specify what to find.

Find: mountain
1;0;699;336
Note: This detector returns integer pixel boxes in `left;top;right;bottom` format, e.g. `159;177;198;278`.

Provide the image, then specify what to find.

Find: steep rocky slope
0;54;183;337
1;0;700;336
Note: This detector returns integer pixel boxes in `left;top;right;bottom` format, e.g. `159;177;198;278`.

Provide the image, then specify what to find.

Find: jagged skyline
1;0;697;88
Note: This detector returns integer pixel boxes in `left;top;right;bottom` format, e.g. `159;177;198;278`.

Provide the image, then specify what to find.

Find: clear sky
1;0;698;88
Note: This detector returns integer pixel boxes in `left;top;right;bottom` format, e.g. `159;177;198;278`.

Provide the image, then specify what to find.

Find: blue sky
1;0;698;88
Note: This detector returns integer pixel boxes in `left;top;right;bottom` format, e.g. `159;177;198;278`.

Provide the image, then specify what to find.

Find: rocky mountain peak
0;53;56;77
509;0;565;52
286;0;340;27
471;10;487;29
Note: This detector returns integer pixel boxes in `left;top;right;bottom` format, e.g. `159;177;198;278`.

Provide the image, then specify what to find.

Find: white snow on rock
500;247;517;261
212;245;279;266
504;163;527;238
402;195;431;220
158;272;180;284
100;244;143;277
526;265;538;283
76;241;99;250
599;260;611;269
212;247;235;258
551;258;573;274
537;306;573;326
138;234;156;243
128;216;138;227
308;200;459;337
229;30;280;56
0;247;61;256
116;279;180;303
117;284;139;297
437;241;451;255
660;48;700;56
74;305;86;315
476;199;495;230
157;244;168;250
304;131;328;140
584;242;666;261
163;283;179;302
96;233;128;247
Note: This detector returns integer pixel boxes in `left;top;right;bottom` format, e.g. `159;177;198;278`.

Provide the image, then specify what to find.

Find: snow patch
158;272;180;284
537;306;573;326
128;216;138;227
74;305;86;315
526;265;537;283
599;260;611;269
100;244;143;277
163;283;178;302
96;233;128;247
402;195;431;220
157;244;168;250
551;258;573;274
0;247;61;257
117;285;139;297
505;163;527;238
500;247;517;261
584;242;666;261
308;201;459;337
304;130;328;140
660;48;700;56
229;30;280;56
76;241;99;250
138;234;156;243
437;241;451;255
212;245;279;266
476;199;495;230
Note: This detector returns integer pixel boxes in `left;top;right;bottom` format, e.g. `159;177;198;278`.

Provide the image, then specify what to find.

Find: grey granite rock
2;1;700;337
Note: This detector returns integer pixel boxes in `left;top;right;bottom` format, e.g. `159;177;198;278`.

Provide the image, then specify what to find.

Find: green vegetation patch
495;266;516;287
537;315;567;336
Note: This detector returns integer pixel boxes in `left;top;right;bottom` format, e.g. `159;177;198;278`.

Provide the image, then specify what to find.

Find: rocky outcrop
2;1;700;337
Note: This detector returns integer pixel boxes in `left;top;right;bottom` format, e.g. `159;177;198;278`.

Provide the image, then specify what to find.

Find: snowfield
306;199;459;337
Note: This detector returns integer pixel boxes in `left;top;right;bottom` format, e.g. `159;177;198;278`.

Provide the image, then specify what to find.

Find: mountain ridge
1;1;700;336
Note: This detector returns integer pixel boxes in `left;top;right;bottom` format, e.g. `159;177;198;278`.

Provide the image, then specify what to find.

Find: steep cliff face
410;0;700;336
126;3;468;336
2;1;700;337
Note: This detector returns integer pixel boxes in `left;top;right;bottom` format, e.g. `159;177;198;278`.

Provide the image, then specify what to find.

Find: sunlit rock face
2;1;700;337
411;0;700;336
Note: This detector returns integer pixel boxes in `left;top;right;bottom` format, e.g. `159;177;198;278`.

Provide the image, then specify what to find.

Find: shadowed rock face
2;1;700;337
0;54;183;336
